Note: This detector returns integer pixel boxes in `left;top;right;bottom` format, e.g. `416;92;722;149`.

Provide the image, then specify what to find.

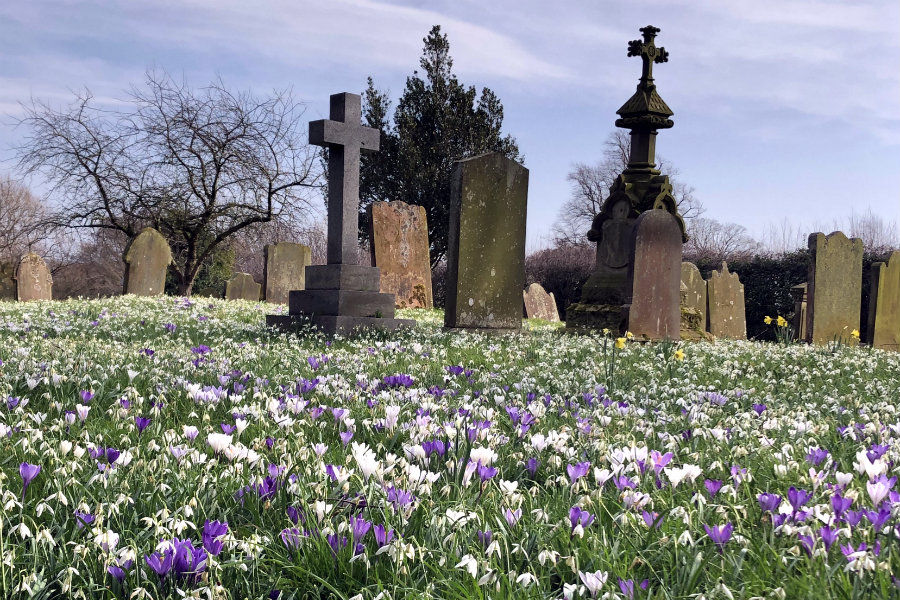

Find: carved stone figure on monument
567;25;686;332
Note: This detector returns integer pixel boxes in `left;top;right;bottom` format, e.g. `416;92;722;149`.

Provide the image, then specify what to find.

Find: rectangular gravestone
264;243;312;304
123;227;173;296
866;251;899;351
624;210;682;340
14;252;53;301
445;153;528;331
225;273;262;301
0;262;16;301
707;261;747;339
368;201;433;309
267;92;413;335
806;231;863;345
523;283;560;322
791;283;807;342
680;262;707;339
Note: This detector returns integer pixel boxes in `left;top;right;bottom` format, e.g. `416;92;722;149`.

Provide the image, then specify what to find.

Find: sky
1;0;898;252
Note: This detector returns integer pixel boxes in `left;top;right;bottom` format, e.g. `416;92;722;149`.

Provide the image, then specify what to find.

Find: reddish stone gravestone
806;231;863;345
123;228;173;296
368;201;433;309
14;252;53;301
624;210;682;340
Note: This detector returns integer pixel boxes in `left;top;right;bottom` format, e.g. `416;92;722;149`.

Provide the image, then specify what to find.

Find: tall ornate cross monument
567;25;687;335
267;92;414;335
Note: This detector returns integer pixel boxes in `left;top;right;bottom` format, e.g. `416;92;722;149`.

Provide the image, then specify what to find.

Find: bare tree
683;217;760;264
16;70;320;295
552;131;703;246
0;176;50;261
759;209;899;256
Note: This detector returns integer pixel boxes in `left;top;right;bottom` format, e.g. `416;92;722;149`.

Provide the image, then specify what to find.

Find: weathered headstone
368;201;433;309
267;93;413;335
123;228;173;296
680;262;707;338
0;262;16;301
806;231;863;345
523;283;560;322
566;25;686;332
866;251;899;351
264;243;312;304
14;252;52;301
707;262;747;339
225;273;261;302
791;283;808;342
624;209;682;340
445;153;528;331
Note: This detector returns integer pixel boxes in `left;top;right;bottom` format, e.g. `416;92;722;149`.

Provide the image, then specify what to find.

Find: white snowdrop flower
514;572;536;587
455;554;478;578
498;480;518;496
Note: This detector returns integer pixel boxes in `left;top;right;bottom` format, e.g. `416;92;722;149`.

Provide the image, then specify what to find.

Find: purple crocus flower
340;431;354;446
477;464;498;482
819;526;838;551
787;487;812;511
618;578;636;600
865;507;891;531
326;533;348;555
373;524;394;548
221;423;236;434
704;479;723;498
845;510;865;527
80;390;94;403
280;528;304;550
105;448;121;465
569;506;595;532
107;565;127;582
75;510;95;529
135;416;151;435
19;462;41;498
349;515;372;541
202;520;229;556
799;533;815;555
504;507;522;527
145;550;174;578
526;457;540;477
704;523;733;552
831;493;852;518
566;461;591;484
806;448;829;466
172;538;207;581
751;403;767;415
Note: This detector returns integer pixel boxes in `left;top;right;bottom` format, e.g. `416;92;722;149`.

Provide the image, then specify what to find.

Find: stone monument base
266;264;415;335
680;306;713;341
564;302;627;334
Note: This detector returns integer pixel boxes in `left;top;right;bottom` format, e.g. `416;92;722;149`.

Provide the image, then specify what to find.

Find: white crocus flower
579;570;608;596
207;433;232;454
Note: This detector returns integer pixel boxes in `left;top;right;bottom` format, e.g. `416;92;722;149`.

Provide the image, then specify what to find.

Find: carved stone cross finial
627;25;669;87
309;93;380;265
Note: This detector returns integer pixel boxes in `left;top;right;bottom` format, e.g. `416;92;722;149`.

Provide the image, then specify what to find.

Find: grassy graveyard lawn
1;296;899;599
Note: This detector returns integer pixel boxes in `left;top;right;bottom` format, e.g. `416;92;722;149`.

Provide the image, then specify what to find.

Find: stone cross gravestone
123;228;173;296
866;251;899;351
680;262;707;339
264;243;312;304
806;231;863;345
707;261;747;339
14;252;52;301
225;273;261;301
445;153;529;331
267;93;413;334
624;209;682;340
368;201;433;309
523;283;560;322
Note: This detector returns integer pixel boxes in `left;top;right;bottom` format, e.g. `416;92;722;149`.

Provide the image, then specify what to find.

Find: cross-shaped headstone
627;25;669;87
309;93;380;265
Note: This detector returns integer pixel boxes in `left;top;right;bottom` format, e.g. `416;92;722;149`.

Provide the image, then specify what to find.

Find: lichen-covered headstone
806;231;863;345
680;262;707;337
225;273;261;302
866;251;899;351
14;252;52;301
445;153;528;331
123;228;172;296
523;283;560;322
625;210;681;340
264;243;312;304
707;262;747;339
368;201;433;309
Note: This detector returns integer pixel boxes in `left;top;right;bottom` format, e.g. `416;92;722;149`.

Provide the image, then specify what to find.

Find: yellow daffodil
602;328;610;336
625;331;634;340
674;349;685;361
776;316;787;328
851;329;860;339
615;337;626;349
763;316;772;325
